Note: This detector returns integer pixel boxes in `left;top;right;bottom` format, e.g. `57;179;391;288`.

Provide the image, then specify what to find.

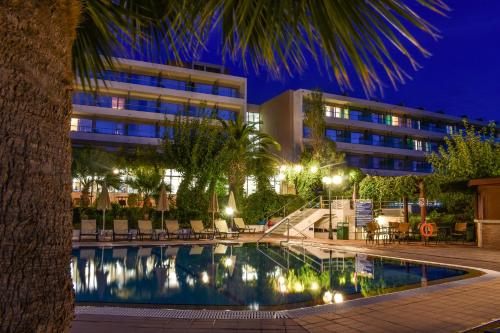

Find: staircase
257;196;325;243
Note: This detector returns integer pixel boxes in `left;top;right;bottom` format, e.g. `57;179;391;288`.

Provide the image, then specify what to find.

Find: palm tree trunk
0;1;79;332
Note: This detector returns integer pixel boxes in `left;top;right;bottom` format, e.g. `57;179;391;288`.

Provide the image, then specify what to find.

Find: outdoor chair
215;219;239;239
113;220;132;241
451;222;468;243
388;222;400;243
138;220;160;240
80;219;99;241
364;221;381;245
396;223;410;244
165;220;183;239
190;220;215;239
234;217;256;233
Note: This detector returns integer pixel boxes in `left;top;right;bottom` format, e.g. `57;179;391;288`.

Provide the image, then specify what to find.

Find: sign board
355;199;373;227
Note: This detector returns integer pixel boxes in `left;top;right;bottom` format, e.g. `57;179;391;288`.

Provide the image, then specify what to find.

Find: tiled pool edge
75;266;500;320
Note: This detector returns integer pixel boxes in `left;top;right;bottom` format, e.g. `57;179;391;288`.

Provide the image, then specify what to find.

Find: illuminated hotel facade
259;89;493;176
70;58;495;196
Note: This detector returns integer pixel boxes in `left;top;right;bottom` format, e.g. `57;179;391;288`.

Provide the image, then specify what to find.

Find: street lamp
322;175;343;240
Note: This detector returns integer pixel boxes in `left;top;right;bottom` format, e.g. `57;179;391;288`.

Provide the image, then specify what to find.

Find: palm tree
0;1;447;331
125;166;164;208
221;115;280;201
72;147;122;207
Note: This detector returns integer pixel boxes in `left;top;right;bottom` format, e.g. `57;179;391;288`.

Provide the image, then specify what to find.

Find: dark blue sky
196;0;500;122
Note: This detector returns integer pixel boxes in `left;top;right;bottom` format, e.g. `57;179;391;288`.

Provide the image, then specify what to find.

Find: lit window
246;112;260;131
446;125;455;135
112;96;125;110
343;108;349;119
325;106;332;117
70;118;79;131
333;106;342;118
413;140;423;151
392;116;400;126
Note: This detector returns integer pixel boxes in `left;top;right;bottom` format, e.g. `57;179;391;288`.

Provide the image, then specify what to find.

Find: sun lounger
215;219;239;239
165;220;183;239
138;220;161;240
80;219;99;241
234;217;256;233
190;220;215;239
113;220;132;241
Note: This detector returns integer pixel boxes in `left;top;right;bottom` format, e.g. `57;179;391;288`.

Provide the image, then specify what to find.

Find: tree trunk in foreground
0;1;79;332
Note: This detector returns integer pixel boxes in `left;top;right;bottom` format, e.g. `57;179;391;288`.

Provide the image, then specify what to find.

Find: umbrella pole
102;209;106;233
161;211;164;231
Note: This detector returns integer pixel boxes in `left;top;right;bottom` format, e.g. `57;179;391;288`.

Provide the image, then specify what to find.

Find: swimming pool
71;243;468;310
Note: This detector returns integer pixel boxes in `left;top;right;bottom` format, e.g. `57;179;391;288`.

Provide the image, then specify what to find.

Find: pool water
71;243;467;309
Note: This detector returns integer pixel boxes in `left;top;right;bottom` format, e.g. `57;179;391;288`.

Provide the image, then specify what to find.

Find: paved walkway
72;237;500;332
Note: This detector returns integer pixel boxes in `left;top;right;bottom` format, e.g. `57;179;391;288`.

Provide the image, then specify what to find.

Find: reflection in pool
71;243;467;309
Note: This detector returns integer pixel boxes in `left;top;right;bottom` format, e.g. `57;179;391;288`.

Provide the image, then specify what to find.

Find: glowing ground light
201;271;209;284
277;173;285;181
323;291;344;304
278;276;286;284
112;168;120;175
279;284;287;293
309;165;318;173
294;164;303;172
310;282;319;291
293;282;304;292
322;291;333;303
333;292;344;303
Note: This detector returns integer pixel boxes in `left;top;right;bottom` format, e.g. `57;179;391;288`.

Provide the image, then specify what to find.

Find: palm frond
199;0;449;95
73;0;205;91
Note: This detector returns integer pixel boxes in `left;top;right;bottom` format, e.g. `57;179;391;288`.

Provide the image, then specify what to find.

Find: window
164;169;182;193
325;105;332;117
446;125;456;135
351;132;363;144
325;129;336;141
343;108;349;119
333;106;342;118
70;118;92;132
392;116;400;127
246;112;260;131
244;176;257;196
413;139;423;151
95;120;124;135
127;123;156;138
112;97;125;110
384;114;392;125
303;126;311;138
404;118;412;128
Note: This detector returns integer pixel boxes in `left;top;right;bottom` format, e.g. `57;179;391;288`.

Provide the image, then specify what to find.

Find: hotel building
259;89;494;176
70;58;496;196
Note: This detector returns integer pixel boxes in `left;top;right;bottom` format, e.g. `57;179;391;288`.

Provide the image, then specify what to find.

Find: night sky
195;0;500;123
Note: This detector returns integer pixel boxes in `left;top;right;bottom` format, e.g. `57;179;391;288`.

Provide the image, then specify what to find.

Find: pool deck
71;235;500;332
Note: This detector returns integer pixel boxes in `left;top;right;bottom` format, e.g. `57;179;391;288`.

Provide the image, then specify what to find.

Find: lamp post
322;175;343;240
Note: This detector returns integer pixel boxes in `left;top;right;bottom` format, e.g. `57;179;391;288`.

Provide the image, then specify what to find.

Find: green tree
221;115;280;202
71;147;121;207
427;121;499;218
125;166;163;208
427;121;500;181
1;1;448;330
164;107;228;223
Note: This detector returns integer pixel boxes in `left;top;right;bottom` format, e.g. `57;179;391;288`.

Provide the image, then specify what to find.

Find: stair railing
256;195;321;243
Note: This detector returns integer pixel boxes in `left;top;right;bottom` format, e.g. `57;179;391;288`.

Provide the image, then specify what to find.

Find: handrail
262;195;312;226
257;196;321;243
265;195;321;234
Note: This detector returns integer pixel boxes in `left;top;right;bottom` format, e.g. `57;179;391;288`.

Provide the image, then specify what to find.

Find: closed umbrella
208;191;219;230
156;184;169;231
227;191;237;229
96;185;111;232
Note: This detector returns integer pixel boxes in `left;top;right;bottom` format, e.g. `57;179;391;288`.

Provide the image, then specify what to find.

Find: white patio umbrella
208;191;219;230
156;184;169;230
226;191;237;229
96;185;111;232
